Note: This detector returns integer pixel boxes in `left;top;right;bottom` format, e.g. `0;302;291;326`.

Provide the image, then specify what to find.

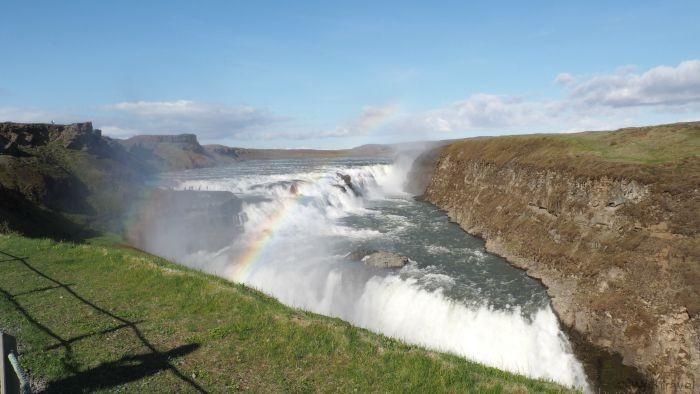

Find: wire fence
1;331;31;394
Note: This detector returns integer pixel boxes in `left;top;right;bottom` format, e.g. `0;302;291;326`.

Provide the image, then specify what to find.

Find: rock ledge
361;251;409;268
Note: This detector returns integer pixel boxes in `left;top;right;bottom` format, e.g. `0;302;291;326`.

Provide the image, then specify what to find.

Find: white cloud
418;94;560;132
0;100;396;142
98;125;140;138
554;73;574;85
2;60;698;145
225;105;397;141
406;60;700;135
0;107;75;124
565;60;700;107
320;105;396;137
100;100;280;140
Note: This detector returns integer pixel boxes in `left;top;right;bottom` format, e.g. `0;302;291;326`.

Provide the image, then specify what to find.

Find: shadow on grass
0;186;99;242
43;344;200;393
0;250;206;392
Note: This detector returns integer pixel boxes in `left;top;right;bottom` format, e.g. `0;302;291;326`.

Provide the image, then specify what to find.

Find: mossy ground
444;122;699;182
0;234;572;393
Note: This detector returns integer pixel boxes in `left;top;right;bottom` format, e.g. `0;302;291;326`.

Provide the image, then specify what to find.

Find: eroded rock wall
420;150;699;391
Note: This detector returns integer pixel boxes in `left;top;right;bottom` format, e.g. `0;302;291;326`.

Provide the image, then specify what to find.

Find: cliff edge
0;122;149;238
415;122;699;391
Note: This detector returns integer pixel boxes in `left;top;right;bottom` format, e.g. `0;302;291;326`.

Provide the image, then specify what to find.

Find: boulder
336;172;361;196
346;248;378;261
361;251;409;268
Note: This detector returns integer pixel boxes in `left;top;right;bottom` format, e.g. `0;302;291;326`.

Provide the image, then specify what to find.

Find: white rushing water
159;158;589;390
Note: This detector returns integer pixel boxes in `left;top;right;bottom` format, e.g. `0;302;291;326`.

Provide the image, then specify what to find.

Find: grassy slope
0;138;147;239
0;234;570;393
443;122;699;182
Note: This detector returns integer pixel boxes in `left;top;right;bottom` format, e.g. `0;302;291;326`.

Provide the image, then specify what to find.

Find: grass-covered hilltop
0;122;570;392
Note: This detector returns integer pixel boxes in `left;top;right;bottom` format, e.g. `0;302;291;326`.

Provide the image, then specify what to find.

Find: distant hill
118;134;230;171
117;134;394;171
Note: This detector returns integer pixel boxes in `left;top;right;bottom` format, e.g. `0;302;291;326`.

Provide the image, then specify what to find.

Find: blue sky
1;1;699;148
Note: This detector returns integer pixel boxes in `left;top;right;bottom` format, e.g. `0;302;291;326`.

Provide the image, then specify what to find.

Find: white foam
425;244;451;254
239;258;587;389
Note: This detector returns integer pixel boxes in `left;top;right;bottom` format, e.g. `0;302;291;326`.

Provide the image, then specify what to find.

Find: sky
1;1;699;149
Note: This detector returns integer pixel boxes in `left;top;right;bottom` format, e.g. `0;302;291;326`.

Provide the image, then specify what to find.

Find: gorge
413;122;700;391
1;121;698;392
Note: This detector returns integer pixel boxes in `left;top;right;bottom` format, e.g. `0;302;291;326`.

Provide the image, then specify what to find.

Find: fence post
1;331;21;394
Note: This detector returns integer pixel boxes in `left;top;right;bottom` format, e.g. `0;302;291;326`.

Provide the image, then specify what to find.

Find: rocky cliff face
403;145;443;197
0;122;150;238
415;123;699;392
1;122;107;154
125;134;200;145
119;133;223;170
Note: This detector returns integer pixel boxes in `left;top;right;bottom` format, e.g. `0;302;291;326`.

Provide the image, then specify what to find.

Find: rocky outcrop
0;122;148;238
414;124;700;392
118;133;219;171
118;135;251;171
346;249;378;261
0;122;106;154
362;252;408;268
125;134;201;146
336;173;361;196
346;249;409;268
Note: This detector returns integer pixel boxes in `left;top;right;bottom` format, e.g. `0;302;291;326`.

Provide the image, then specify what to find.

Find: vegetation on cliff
0;234;570;392
442;121;699;206
421;122;699;391
0;122;150;239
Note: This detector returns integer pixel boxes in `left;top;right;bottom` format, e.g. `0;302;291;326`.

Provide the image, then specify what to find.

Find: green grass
546;122;700;165
446;121;699;167
443;122;700;193
0;234;572;393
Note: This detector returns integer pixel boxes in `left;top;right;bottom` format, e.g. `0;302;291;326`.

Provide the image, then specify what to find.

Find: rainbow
224;190;306;282
223;170;341;282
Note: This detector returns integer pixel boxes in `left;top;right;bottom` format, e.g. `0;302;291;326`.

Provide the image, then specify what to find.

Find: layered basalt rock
361;251;409;268
1;122;106;154
119;133;221;170
410;123;700;392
